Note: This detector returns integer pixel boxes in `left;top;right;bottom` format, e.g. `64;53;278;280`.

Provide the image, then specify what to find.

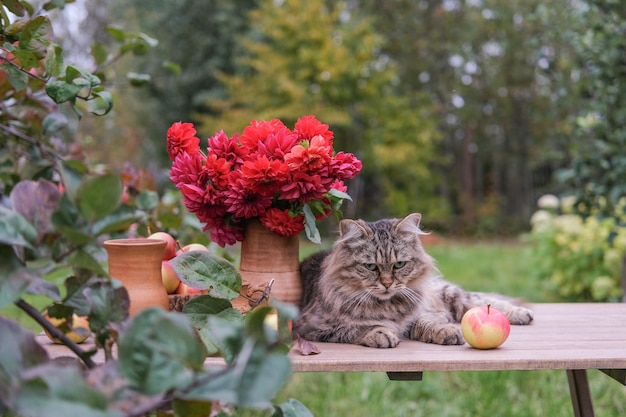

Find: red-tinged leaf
10;179;61;241
3;0;26;16
294;334;321;356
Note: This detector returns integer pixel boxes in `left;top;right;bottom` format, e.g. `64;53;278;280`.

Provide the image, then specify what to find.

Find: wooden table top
39;303;626;374
280;303;626;373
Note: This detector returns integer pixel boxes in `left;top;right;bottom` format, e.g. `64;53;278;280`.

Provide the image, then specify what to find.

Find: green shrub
529;194;625;302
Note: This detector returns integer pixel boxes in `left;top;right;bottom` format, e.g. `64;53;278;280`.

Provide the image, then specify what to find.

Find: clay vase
239;219;302;306
103;238;170;316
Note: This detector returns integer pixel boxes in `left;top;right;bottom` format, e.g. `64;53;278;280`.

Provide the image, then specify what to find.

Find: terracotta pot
103;238;170;316
239;220;302;306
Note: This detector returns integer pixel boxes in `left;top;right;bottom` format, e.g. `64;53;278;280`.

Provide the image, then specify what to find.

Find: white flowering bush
530;194;625;302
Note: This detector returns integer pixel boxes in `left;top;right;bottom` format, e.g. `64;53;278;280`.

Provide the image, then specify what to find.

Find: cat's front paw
358;326;400;348
412;323;465;345
507;306;534;325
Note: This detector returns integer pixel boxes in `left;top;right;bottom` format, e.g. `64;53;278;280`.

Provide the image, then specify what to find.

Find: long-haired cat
294;213;533;348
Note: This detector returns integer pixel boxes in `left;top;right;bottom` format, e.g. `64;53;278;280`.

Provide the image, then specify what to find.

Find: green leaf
182;296;244;356
15;362;119;417
65;65;100;87
18;15;51;61
76;174;123;223
106;26;126;42
0;206;37;248
117;308;206;395
274;399;315;417
127;72;151;86
3;0;26;16
87;91;113;116
66;248;108;277
12;49;40;68
163;60;182;75
0;266;34;310
302;205;321;244
172;398;214;417
198;316;245;362
44;44;64;77
182;339;291;408
182;296;241;327
51;194;93;245
25;276;61;301
42;112;69;134
0;316;49;396
80;279;129;331
0;62;28;91
136;190;159;211
45;80;82;104
91;42;108;66
327;187;352;201
170;251;241;300
57;159;88;202
91;204;142;236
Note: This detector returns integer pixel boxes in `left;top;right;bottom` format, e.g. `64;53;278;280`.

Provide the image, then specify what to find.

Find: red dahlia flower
166;115;362;247
166;122;200;159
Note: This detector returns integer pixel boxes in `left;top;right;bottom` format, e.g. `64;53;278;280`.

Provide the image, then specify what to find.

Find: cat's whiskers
344;289;374;311
397;287;423;306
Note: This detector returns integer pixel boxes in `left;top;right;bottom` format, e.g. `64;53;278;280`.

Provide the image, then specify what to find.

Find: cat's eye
393;261;406;269
363;263;378;271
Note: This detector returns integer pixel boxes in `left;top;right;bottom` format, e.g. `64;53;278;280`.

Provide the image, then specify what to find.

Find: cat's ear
395;213;423;234
339;219;371;239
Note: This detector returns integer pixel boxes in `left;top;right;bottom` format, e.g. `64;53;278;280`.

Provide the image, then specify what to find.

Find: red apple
176;243;209;255
161;260;181;294
175;282;208;295
461;304;511;349
148;232;177;260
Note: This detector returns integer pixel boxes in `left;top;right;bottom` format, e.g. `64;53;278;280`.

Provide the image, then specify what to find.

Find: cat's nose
380;275;393;288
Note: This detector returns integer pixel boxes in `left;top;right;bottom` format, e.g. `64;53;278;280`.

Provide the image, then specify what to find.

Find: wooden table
41;303;626;417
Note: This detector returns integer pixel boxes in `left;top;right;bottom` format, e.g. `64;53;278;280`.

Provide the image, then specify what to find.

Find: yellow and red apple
175;282;208;295
176;243;209;255
43;311;91;344
161;260;181;294
461;304;510;349
148;231;177;260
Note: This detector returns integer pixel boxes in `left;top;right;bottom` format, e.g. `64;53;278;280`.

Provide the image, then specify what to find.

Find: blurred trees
360;0;582;233
558;0;626;220
196;0;443;221
67;0;622;235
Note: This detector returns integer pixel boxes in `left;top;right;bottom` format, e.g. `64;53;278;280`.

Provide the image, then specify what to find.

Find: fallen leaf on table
294;333;321;355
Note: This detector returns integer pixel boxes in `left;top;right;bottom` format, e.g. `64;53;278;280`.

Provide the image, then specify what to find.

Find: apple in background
161;260;181;294
148;232;177;260
175;282;208;295
43;311;91;344
461;304;511;349
177;243;209;254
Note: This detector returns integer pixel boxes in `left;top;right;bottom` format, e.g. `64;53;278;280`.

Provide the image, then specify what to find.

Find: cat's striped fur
294;213;533;348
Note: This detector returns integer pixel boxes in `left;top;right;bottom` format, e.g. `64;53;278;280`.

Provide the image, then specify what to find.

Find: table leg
387;372;423;381
566;369;595;417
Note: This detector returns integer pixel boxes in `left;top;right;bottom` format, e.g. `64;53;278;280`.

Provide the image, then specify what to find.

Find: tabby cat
294;213;534;348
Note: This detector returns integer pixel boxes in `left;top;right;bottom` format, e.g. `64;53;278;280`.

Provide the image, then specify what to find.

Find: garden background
1;0;625;416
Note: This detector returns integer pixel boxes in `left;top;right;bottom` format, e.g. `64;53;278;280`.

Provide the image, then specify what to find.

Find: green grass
234;239;626;417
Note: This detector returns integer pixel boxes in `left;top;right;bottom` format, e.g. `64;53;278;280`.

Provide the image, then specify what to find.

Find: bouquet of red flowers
166;115;362;247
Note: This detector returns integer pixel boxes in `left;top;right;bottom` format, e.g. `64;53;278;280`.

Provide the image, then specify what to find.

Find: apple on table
176;243;210;255
175;282;208;295
43;310;91;344
461;304;511;349
161;260;181;294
